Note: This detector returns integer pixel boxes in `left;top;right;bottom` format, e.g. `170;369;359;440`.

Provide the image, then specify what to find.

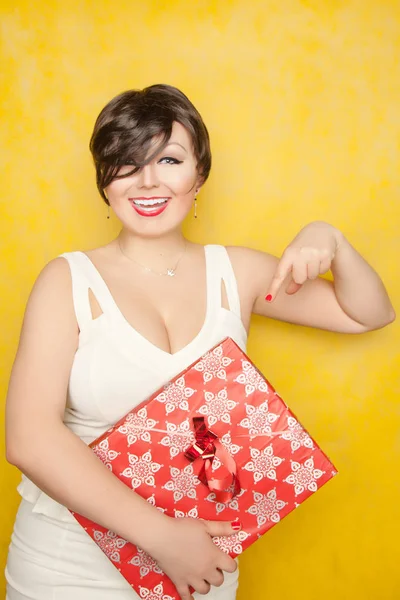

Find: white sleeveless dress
5;245;248;600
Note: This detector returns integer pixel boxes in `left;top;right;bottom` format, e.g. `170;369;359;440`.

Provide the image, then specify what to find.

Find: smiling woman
92;86;210;240
4;83;395;600
90;85;211;205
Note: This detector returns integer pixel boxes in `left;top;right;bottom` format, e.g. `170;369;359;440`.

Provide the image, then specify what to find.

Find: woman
5;83;395;600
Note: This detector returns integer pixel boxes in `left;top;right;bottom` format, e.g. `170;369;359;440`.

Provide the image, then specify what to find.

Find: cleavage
87;281;208;355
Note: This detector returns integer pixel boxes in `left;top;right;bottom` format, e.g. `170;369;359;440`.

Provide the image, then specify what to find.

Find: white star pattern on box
234;360;270;397
247;489;287;527
208;430;244;475
194;344;234;383
239;401;279;437
284;457;325;496
198;388;237;426
205;487;246;514
243;445;285;483
121;450;162;489
155;376;196;415
159;419;195;459
117;407;158;447
92;438;120;471
174;506;199;519
211;455;222;472
280;416;314;453
213;530;249;555
139;583;174;600
163;464;201;502
220;431;242;456
210;432;242;473
129;547;164;578
93;530;127;563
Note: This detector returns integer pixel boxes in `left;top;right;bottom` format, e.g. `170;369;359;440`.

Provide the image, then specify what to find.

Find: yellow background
1;1;399;598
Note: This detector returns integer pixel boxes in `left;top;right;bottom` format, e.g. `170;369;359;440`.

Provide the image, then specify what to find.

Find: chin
116;207;191;237
120;219;184;239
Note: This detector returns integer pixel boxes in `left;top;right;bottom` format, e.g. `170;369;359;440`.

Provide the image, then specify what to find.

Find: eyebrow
165;142;188;154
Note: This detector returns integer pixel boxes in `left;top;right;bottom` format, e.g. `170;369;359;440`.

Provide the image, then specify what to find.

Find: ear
195;181;204;195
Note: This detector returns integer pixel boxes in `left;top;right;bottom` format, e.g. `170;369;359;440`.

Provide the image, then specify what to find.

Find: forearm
9;420;167;553
331;230;395;329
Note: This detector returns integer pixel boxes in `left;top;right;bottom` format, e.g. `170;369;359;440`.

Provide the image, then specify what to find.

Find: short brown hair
89;84;212;205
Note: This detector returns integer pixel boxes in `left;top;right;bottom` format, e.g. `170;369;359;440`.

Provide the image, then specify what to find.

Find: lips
128;197;170;218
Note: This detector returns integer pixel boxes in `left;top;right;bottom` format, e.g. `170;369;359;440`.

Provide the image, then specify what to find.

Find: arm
5;258;166;548
5;258;237;600
227;222;395;333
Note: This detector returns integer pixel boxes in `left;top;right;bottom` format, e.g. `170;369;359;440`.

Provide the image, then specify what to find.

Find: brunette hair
89;84;212;205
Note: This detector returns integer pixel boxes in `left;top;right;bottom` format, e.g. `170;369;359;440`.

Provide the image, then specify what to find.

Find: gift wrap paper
70;337;337;599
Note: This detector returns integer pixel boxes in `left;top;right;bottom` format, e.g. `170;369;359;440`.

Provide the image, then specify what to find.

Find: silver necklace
117;237;186;277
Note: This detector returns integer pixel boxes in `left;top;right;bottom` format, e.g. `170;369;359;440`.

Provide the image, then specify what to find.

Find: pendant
167;269;175;277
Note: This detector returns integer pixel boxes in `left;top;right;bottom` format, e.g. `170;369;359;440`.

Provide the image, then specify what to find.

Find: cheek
158;165;197;195
106;179;131;199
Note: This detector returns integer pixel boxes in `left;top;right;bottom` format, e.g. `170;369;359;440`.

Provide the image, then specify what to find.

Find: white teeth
133;198;168;207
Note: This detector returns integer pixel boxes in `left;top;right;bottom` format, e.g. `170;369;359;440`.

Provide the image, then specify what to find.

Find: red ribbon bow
184;417;241;503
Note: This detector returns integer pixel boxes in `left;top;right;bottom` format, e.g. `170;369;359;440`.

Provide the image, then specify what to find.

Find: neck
117;228;187;264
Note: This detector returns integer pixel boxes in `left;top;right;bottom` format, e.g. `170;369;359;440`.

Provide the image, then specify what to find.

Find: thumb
202;518;242;537
176;586;194;600
285;278;302;295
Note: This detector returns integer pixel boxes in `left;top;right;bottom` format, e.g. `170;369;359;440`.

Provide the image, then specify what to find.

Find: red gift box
70;337;337;599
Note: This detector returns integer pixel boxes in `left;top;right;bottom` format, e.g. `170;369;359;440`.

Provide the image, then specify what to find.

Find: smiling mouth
130;197;170;208
128;197;170;217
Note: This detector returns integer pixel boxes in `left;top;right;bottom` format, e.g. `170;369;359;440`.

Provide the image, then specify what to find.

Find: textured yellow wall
1;1;399;598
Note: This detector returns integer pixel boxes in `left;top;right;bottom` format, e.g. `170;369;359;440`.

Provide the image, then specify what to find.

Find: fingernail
265;294;273;302
231;519;242;531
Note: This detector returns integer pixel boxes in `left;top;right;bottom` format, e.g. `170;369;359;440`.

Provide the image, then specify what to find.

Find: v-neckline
78;246;213;359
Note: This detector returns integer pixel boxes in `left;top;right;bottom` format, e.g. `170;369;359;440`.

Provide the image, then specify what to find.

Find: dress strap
58;251;116;333
204;245;242;319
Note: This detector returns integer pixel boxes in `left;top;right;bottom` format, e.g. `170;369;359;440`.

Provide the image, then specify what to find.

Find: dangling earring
194;196;198;219
103;189;110;219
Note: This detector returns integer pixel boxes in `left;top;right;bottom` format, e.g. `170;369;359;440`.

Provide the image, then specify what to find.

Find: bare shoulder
225;245;278;272
222;246;279;327
19;256;78;349
80;243;114;261
33;255;73;286
225;245;278;303
27;256;75;311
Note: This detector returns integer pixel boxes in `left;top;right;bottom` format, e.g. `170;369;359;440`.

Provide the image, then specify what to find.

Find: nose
137;163;160;189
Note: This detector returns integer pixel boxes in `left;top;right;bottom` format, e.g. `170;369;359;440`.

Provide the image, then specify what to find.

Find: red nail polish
231;519;242;531
265;294;272;302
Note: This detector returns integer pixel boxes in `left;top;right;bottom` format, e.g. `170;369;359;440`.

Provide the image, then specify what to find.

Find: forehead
148;121;194;157
169;121;192;146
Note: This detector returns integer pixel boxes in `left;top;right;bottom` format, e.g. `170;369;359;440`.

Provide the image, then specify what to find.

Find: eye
158;156;183;165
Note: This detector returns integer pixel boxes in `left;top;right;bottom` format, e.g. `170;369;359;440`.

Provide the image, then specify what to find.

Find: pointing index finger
265;257;292;302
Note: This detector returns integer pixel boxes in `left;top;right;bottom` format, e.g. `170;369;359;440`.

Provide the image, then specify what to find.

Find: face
104;121;202;237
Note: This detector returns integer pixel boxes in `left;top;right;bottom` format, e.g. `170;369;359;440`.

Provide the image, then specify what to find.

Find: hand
265;221;342;301
146;516;241;600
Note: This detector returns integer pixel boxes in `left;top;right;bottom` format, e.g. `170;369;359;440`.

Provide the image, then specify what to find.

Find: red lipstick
128;197;170;218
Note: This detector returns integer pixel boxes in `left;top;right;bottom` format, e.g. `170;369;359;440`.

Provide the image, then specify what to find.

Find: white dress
5;245;248;600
